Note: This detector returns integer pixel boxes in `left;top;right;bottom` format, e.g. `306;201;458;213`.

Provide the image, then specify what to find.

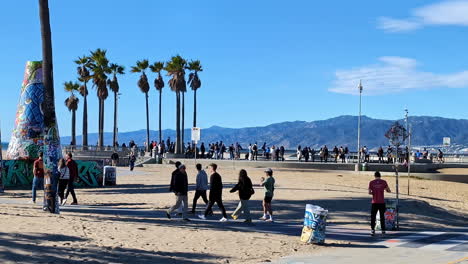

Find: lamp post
357;80;363;168
405;109;411;195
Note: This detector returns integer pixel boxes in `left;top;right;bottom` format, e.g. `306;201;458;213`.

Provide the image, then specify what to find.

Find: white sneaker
198;214;206;220
61;199;67;206
219;217;228;222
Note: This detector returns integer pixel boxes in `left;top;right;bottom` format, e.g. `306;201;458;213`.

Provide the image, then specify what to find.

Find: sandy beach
0;164;467;263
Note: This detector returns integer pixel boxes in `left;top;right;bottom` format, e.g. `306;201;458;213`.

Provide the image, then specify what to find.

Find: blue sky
1;0;468;140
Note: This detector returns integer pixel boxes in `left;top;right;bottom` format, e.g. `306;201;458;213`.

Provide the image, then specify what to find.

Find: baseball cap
178;164;186;169
264;168;273;173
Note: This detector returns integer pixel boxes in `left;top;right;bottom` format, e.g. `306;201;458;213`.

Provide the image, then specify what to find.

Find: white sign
191;127;201;142
443;137;451;146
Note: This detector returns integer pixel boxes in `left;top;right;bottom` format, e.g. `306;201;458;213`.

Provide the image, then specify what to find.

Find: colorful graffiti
301;204;328;244
6;61;45;160
1;160;103;188
376;203;397;231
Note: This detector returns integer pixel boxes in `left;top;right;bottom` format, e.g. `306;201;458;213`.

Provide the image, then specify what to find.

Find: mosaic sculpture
6;61;45;160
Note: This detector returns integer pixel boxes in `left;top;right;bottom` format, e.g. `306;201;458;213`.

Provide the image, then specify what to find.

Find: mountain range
60;115;468;150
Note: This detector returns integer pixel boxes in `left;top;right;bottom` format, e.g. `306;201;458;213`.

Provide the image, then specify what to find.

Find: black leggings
204;197;227;218
58;179;69;201
65;181;78;203
371;203;386;231
192;190;209;212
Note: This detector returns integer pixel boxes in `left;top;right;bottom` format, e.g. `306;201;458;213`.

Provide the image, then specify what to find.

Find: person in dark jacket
63;152;78;205
230;169;254;223
198;163;228;221
166;163;190;221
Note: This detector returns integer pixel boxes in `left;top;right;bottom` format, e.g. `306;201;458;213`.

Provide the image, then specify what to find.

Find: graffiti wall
1;160;104;188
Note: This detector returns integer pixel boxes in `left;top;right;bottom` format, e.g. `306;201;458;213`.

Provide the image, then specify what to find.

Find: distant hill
61;115;468;150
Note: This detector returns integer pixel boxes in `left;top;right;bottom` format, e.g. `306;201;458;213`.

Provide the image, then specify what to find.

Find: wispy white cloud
378;0;468;32
329;56;468;95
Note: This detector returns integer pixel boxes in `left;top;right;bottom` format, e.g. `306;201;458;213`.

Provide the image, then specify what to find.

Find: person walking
57;158;70;204
129;152;136;171
230;169;255;223
31;151;45;204
63;152;78;205
167;163;190;221
191;164;211;214
368;171;391;236
260;168;275;222
198;163;228;221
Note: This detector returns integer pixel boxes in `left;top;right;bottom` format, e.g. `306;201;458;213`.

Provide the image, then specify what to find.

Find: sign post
191;127;201;162
385;121;408;230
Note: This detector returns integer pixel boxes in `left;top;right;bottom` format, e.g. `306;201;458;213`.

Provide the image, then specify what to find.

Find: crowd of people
166;162;275;223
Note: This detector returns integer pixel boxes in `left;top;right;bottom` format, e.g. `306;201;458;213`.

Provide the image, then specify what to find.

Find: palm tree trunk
193;89;197;127
182;92;185;149
113;91;117;148
145;92;150;152
39;0;60;214
98;99;102;147
158;89;162;144
82;84;88;148
100;99;105;147
176;92;181;154
72;109;76;145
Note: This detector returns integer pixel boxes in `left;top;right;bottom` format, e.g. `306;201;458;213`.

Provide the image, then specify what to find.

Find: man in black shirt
198;163;228;221
166;162;190;221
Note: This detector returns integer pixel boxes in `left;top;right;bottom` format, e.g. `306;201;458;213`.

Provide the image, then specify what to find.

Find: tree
64;81;80;145
131;60;151;152
74;55;91;148
164;55;187;154
39;0;61;213
89;48;110;148
108;63;125;148
149;61;165;144
187;60;203;128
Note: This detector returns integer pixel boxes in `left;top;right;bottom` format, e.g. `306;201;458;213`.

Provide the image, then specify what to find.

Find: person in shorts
260;168;275;222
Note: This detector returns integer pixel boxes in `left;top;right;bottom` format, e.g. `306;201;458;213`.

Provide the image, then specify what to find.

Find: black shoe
371;230;375;236
166;212;171;219
382;231;386;235
183;218;191;221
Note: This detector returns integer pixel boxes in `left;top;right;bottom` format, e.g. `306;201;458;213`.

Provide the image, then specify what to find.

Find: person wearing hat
167;163;190;221
260;168;275;222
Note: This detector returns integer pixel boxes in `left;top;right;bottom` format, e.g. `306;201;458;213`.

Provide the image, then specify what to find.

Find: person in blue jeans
31;152;45;203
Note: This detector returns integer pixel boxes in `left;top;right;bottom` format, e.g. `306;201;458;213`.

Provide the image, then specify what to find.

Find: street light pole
405;109;411;195
357;80;363;168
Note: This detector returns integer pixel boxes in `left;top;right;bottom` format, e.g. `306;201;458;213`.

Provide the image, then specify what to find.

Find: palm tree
149;62;165;144
131;60;151;152
74;56;91;148
89;48;110;148
39;0;60;213
108;63;125;148
187;60;203;128
64;81;80;145
164;55;187;154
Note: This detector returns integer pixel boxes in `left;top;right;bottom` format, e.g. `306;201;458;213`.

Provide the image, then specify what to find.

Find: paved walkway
2;197;467;263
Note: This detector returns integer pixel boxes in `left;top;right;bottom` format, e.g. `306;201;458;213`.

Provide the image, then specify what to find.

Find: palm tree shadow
0;232;222;263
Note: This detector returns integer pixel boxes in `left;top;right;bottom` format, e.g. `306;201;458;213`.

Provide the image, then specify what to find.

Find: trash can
361;162;368;171
301;204;328;244
376;199;397;231
156;155;163;164
103;166;117;186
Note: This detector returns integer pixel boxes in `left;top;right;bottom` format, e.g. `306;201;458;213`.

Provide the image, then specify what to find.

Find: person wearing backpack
230;169;255;223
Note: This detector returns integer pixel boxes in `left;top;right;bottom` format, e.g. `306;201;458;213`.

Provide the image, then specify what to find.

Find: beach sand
0;164;467;263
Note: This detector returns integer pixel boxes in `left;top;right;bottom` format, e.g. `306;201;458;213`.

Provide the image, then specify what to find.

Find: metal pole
0;120;4;193
394;161;399;229
405;109;411;195
357;80;363;168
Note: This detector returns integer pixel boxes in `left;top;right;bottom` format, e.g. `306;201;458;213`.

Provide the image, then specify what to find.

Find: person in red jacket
63;152;79;205
369;171;391;236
